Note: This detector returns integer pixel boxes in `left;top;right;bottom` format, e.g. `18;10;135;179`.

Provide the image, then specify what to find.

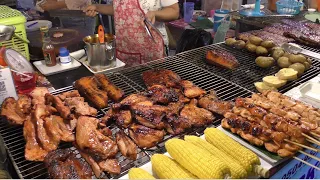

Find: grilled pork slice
45;93;72;120
57;90;81;101
198;91;233;115
94;74;124;102
165;102;192;135
98;159;121;175
116;130;137;160
44;149;93;179
142;69;181;88
129;123;165;148
205;50;239;70
142;84;179;104
65;97;98;117
29;87;49;106
1;97;30;125
179;80;206;99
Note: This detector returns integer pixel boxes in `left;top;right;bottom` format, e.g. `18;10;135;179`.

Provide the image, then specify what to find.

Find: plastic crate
0;5;29;60
276;0;303;15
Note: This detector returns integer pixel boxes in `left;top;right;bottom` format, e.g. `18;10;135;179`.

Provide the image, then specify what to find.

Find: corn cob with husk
204;128;260;173
184;135;248;179
165;138;230;179
128;168;155;179
151;154;196;179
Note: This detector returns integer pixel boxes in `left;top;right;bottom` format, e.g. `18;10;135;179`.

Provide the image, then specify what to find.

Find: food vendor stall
0;1;320;179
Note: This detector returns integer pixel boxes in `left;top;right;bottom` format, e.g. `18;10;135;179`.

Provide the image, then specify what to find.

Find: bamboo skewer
293;156;320;171
284;139;320;152
298;150;320;162
310;132;320;139
302;133;320;146
306;138;320;147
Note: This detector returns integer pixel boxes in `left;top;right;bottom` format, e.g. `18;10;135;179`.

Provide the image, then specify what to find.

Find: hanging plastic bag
176;29;213;54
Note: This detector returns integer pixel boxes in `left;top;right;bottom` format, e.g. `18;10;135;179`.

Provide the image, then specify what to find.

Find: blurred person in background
36;0;95;34
84;0;179;66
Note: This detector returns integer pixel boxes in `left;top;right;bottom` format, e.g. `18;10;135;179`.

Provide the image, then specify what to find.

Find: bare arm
84;4;114;17
155;3;179;22
40;1;67;11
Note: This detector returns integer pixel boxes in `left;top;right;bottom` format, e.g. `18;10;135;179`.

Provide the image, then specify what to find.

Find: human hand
40;1;59;11
145;11;156;24
83;5;98;17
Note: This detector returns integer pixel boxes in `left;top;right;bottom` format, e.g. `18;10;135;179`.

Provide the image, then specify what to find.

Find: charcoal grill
0;44;319;178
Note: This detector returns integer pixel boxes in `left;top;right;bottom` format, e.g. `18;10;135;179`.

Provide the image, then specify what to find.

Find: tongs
143;18;156;43
281;43;320;59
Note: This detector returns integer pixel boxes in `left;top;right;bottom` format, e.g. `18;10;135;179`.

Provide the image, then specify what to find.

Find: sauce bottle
40;26;57;67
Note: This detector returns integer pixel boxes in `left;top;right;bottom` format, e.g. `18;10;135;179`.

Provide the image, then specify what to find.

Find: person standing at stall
84;0;179;66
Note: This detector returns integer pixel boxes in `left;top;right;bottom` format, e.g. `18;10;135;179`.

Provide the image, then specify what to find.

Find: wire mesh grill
177;43;320;93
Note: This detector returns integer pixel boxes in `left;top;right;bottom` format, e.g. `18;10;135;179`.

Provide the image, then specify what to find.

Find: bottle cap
308;8;316;12
59;47;69;57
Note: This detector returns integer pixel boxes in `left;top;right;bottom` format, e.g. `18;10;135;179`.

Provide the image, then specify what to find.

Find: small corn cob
165;138;230;179
204;128;260;173
184;135;248;179
151;154;196;179
128;168;155;179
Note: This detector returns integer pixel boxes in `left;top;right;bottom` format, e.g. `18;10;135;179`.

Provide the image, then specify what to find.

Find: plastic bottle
59;47;72;66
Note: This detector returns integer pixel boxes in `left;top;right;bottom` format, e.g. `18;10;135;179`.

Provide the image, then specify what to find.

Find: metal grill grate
177;43;320;94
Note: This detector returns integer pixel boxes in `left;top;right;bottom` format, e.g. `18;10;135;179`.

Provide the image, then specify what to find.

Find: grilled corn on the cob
165;138;230;179
184;135;248;179
151;154;196;179
128;168;155;179
204;128;260;173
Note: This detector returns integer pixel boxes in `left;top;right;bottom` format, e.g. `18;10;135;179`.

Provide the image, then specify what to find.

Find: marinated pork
94;74;124;102
116;130;137;160
142;69;181;88
206;50;239;70
129;123;165;148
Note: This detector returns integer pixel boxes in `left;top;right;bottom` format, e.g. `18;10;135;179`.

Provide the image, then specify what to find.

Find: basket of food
276;0;303;15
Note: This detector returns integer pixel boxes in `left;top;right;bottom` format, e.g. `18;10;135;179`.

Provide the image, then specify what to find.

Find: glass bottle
40;26;57;67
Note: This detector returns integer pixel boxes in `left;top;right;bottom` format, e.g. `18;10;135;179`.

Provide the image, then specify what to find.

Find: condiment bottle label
0;68;18;104
44;52;52;65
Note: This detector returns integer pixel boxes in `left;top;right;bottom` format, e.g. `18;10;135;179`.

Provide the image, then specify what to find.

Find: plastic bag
175;29;213;54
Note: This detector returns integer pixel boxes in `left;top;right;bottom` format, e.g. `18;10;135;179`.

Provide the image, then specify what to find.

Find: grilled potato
245;43;257;53
226;38;237;47
255;56;275;68
263;76;287;88
277;57;292;68
256;46;269;56
275;68;298;81
289;63;305;76
261;40;275;49
249;36;263;46
234;40;246;49
254;82;277;93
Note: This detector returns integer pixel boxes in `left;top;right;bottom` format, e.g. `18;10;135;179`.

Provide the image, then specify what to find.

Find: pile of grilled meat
221;90;320;157
239;19;320;47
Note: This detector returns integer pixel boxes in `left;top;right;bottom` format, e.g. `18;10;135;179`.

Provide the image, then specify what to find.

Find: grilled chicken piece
76;116;118;159
17;95;32;115
102;109;132;128
142;69;181;88
129;123;165;148
165;102;191;134
1;97;28;125
77;148;102;178
116;131;137;160
65;97;98;117
205;50;239;70
75;76;108;109
52;115;75;142
32;105;59;151
198;91;233;115
44;149;92;179
94;74;124;102
131;101;167;129
180;99;215;127
143;84;178;104
174;89;190;103
45;93;72;120
98;159;121;175
29;87;49;106
277;148;294;157
24;117;48;161
180;80;206;98
57;90;81;101
114;94;150;109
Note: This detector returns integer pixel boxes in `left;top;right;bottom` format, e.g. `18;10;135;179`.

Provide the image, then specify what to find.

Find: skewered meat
1;97;29;125
32;105;59;151
65;97;98;117
76;116;118;159
29;87;49;106
98;159;121;175
113;94;149;109
205;50;239;70
24;117;48;161
94;74;124;102
44;149;92;179
180;99;215;127
129;123;165;148
45;93;72;120
198;91;233;115
180;80;206;98
131;101;167;129
116;131;137;160
165;102;191;134
143;84;178;104
57;90;81;101
75;76;109;109
142;69;181;88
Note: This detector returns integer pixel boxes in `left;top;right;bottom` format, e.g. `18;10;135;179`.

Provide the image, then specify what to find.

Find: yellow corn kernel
128;168;155;179
165;138;230;179
204;128;260;173
184;135;248;179
151;154;196;179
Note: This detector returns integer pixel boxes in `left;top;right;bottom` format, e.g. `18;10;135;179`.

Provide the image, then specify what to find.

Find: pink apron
114;0;165;66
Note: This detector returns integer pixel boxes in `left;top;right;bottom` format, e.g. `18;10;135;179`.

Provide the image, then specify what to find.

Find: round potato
255;56;275;68
272;49;285;60
303;61;311;70
226;38;237;47
234;40;246;49
277;57;292;68
245;43;257;53
282;52;291;58
256;46;269;56
288;54;307;64
249;36;263;46
289;63;305;76
261;40;275;49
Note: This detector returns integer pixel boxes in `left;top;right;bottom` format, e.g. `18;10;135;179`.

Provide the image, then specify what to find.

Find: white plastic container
59;47;72;66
